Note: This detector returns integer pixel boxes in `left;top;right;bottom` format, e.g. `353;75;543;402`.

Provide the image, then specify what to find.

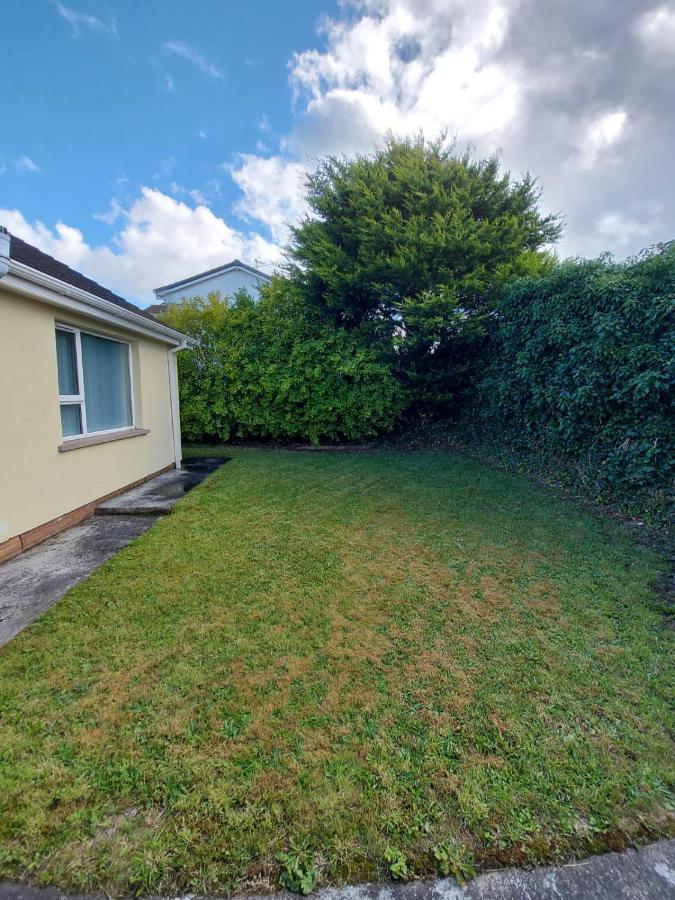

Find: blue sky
2;1;673;304
2;0;340;248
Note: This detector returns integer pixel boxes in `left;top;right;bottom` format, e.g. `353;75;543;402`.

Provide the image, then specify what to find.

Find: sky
1;0;673;306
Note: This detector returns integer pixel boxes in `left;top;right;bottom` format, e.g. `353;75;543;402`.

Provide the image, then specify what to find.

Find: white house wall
161;268;267;304
0;288;177;544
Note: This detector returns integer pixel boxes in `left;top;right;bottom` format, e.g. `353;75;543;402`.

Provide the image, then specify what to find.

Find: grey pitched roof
7;232;159;322
144;302;169;317
154;258;272;295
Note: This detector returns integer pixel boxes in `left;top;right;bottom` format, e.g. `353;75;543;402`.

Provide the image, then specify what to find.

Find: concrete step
96;457;228;516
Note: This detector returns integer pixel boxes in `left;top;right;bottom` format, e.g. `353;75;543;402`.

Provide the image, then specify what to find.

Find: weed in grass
384;846;410;880
277;847;317;895
432;842;476;883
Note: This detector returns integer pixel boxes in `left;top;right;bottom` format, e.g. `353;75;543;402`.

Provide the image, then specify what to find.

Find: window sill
58;428;150;452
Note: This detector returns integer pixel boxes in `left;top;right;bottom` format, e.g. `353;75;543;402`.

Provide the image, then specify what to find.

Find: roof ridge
154;258;272;294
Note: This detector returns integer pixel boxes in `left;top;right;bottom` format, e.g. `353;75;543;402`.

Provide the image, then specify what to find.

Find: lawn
0;449;673;895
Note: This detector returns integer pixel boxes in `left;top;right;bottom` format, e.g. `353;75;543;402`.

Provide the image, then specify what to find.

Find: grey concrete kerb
251;840;675;899
0;840;673;900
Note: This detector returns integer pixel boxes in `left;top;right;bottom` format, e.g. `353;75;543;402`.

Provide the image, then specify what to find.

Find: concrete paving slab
0;516;157;647
0;839;673;900
98;457;228;515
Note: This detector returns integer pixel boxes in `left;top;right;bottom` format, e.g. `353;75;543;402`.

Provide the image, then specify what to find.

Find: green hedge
159;279;407;445
159;243;673;522
469;243;674;521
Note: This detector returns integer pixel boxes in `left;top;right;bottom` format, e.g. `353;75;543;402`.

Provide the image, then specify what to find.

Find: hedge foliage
159;279;407;445
469;243;674;520
160;244;673;522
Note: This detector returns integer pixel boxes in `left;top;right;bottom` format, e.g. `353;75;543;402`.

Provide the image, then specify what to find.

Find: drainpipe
0;227;10;279
167;341;188;470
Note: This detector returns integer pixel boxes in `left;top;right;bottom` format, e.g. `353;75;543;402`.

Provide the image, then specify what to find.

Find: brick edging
0;463;175;564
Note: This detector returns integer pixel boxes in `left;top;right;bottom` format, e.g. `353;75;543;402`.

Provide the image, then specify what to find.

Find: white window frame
56;324;135;440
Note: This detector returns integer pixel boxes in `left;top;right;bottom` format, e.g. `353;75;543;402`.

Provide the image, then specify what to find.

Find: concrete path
0;840;673;900
0;516;156;647
0;457;228;647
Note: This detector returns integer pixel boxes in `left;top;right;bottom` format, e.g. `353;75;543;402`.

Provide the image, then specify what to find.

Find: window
55;326;133;438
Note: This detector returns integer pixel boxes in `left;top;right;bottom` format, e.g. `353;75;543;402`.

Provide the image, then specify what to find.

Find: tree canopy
289;136;561;321
288;135;561;407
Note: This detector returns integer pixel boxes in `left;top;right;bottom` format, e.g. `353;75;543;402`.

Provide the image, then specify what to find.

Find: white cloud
14;156;40;174
233;1;522;241
7;0;674;305
164;74;175;91
169;182;209;206
635;4;675;55
288;0;519;151
596;212;653;249
52;1;117;37
163;41;223;81
229;0;675;260
589;111;627;147
0;188;281;304
230;156;309;244
579;110;628;168
93;198;124;225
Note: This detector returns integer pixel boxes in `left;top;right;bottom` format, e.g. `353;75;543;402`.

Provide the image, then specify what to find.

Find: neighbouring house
0;226;194;563
149;259;271;312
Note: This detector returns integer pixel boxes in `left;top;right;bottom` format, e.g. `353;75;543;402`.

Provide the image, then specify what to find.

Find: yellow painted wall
0;288;176;542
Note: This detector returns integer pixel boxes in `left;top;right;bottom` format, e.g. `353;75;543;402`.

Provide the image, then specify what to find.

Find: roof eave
2;259;192;347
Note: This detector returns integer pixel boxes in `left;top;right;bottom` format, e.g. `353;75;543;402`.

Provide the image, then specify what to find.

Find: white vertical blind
55;329;78;395
55;327;133;438
81;333;133;432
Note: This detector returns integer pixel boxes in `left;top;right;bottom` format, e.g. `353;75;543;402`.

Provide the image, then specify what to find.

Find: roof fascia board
3;261;192;346
155;264;271;298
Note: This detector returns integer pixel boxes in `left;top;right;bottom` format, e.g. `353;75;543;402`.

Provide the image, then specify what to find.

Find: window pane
60;403;82;437
81;333;132;432
55;329;78;395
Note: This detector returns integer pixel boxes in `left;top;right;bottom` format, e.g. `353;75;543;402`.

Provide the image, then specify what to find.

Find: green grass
0;449;673;895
